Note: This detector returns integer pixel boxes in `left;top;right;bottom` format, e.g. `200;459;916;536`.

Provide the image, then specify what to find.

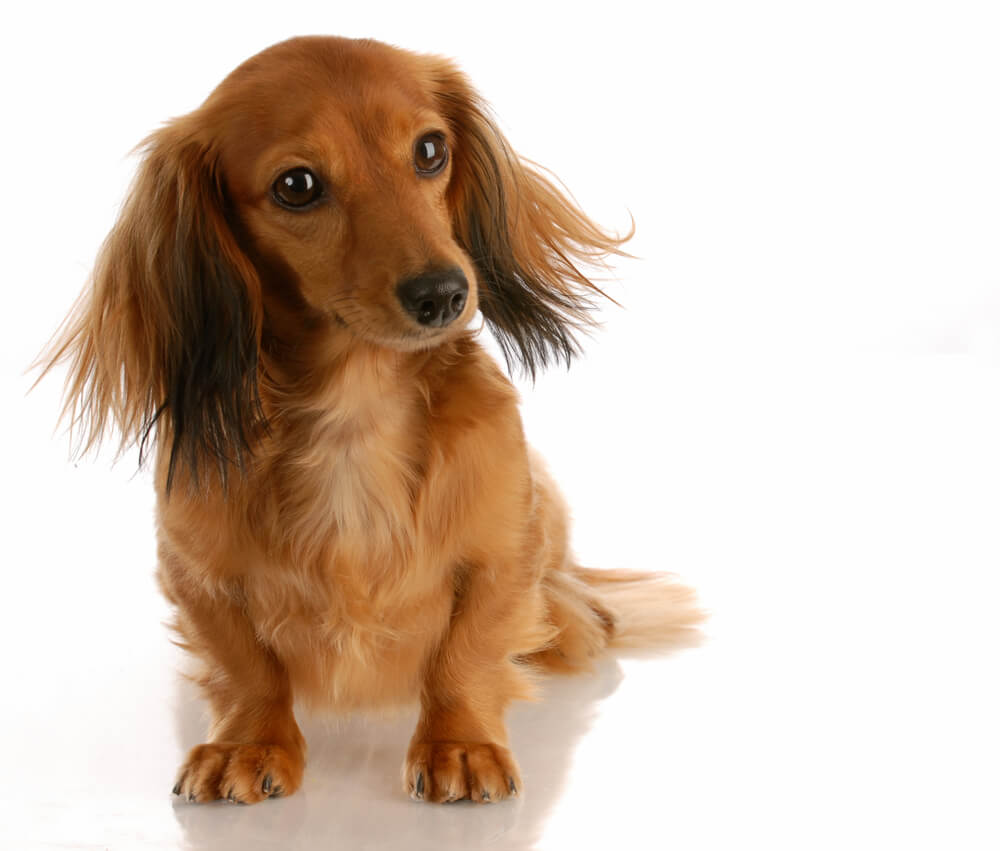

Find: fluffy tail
527;566;705;674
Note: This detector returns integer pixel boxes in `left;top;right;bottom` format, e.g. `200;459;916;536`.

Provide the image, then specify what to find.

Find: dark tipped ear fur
433;65;632;378
40;126;264;492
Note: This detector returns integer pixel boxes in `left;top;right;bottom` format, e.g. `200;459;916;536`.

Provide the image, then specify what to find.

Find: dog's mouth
325;273;477;352
328;303;473;352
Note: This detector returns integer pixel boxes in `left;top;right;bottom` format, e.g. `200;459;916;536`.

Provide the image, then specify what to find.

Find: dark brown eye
272;167;322;209
414;133;449;176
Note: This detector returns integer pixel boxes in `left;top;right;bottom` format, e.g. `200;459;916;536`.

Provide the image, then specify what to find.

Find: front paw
173;742;303;804
404;742;522;803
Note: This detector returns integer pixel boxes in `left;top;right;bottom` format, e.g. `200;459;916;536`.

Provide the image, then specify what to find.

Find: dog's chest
327;427;410;539
280;399;423;552
248;410;449;709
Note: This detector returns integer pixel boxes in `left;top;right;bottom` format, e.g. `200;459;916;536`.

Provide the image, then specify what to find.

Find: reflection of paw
404;741;522;803
172;742;303;804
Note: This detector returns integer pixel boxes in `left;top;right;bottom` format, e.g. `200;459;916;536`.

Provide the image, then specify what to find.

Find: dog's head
45;37;630;488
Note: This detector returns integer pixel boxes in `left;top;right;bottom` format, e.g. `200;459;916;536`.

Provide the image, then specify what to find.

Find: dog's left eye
272;167;323;209
414;133;449;176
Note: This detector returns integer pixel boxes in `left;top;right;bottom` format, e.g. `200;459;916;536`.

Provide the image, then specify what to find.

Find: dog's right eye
272;168;323;209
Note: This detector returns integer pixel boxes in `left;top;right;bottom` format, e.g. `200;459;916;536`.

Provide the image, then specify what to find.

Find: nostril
449;292;466;315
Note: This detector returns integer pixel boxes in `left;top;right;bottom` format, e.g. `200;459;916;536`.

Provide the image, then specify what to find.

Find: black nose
396;268;468;328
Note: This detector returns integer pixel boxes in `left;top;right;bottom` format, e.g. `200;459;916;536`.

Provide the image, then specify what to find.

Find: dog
41;35;701;805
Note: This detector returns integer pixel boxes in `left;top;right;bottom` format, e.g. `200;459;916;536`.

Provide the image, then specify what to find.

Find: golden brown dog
42;36;701;805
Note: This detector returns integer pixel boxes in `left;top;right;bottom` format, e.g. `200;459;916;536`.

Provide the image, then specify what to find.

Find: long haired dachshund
41;36;701;805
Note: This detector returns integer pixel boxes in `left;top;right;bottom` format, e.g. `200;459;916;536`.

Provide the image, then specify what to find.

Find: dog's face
207;39;477;350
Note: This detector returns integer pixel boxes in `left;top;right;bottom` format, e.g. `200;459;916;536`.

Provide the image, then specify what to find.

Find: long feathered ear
37;125;264;493
432;65;633;378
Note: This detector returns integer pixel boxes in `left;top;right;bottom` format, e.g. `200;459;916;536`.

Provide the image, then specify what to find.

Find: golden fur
40;36;701;805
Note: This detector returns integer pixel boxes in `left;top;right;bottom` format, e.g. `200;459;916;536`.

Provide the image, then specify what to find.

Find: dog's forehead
215;39;437;131
206;37;444;181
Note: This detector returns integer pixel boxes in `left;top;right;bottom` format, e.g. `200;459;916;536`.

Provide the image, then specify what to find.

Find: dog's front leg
403;561;535;804
162;556;305;804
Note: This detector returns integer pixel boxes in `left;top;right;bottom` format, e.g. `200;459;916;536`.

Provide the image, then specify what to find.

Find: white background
2;1;999;849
